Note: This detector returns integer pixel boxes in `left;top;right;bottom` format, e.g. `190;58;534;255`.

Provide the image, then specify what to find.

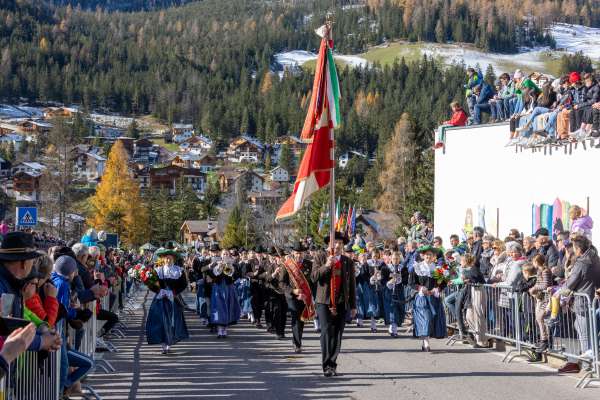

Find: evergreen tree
221;205;243;249
127;119;141;139
278;143;294;174
484;64;496;86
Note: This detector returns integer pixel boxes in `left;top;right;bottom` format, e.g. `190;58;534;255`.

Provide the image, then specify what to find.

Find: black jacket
311;254;357;309
581;82;600;108
539;243;559;268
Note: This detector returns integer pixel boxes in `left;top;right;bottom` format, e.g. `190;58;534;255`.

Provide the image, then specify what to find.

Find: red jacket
25;293;59;327
444;109;468;126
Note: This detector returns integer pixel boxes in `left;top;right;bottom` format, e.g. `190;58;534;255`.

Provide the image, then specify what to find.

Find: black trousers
592;108;600;133
97;309;119;335
316;303;346;371
287;298;305;348
264;290;274;329
569;107;585;131
250;285;264;323
271;293;288;337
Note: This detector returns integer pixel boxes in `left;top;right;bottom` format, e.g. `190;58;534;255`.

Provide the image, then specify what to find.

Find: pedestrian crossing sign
16;207;37;227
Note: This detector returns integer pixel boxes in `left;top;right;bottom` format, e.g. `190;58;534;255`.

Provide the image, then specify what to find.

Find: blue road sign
16;207;37;227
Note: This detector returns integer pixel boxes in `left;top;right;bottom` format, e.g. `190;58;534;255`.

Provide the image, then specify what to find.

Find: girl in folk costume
355;252;378;328
384;251;409;337
410;246;447;351
145;246;189;354
209;249;241;338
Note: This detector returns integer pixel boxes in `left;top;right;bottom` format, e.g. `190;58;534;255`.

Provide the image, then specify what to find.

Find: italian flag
276;27;340;221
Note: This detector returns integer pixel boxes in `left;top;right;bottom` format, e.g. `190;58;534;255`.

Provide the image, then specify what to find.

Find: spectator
434;102;468;148
536;235;559;268
0;232;61;353
558;236;600;373
488;240;507;283
489;73;514;122
528;254;552;354
0;323;37;379
470;227;485;268
523;236;537;260
465;67;483;116
51;255;94;396
506;69;525;116
479;235;495;279
449;234;468;255
515;80;557;145
496;241;526;336
471;82;496;125
570;205;593;240
557;72;585;140
24;254;58;328
570;72;600;140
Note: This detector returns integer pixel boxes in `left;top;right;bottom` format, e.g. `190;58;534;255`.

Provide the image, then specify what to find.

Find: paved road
86;291;599;400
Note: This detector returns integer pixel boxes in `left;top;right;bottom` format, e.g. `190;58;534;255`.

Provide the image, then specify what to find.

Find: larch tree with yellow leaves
88;140;150;246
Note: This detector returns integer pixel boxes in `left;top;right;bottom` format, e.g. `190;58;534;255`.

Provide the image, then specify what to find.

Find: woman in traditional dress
367;249;384;332
145;246;189;354
209;249;241;338
410;246;447;351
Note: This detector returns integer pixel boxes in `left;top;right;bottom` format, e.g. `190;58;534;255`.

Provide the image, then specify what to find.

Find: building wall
435;123;600;241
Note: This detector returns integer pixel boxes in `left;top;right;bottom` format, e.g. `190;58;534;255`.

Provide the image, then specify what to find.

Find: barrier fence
444;283;600;389
0;275;140;400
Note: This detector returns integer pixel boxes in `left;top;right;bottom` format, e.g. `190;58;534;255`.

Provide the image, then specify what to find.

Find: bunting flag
275;26;340;221
346;204;355;236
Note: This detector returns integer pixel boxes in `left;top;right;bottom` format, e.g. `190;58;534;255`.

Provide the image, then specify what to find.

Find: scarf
330;256;343;315
283;258;315;321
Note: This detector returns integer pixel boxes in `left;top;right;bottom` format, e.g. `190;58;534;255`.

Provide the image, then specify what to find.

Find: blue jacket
402;250;419;273
476;82;496;105
51;272;77;320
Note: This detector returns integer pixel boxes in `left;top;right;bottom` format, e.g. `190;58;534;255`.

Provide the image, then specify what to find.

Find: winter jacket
539;243;559;268
444;108;468;126
24;292;59;327
498;80;515;99
580;82;600;108
479;248;494;278
571;215;594;239
50;272;77;320
476;83;495;105
567;247;600;306
470;240;483;269
73;260;96;304
465;71;483;97
571;85;586;105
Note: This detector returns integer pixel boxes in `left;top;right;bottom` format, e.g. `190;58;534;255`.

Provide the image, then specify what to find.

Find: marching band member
236;249;253;322
200;243;222;333
249;246;267;328
209;249;241;338
191;248;211;324
145;245;189;355
367;249;385;332
355;252;376;328
312;232;357;377
308;244;325;332
410;246;447;352
385;251;408;337
280;242;315;353
267;248;288;339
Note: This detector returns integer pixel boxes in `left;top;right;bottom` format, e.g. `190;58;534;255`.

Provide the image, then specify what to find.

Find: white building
269;166;289;182
435;123;600;241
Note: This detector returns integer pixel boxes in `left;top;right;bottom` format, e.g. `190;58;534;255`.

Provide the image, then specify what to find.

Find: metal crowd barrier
443;283;600;389
3;347;61;400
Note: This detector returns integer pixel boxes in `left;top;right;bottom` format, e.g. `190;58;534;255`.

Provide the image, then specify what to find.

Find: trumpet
369;270;381;286
223;263;235;277
354;263;361;277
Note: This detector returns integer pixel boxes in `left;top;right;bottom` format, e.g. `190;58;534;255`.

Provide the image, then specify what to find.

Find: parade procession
3;0;600;399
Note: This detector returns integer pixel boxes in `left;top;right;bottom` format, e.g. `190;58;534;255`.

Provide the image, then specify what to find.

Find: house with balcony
149;165;206;195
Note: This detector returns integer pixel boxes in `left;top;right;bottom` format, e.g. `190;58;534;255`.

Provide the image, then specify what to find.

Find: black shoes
294;346;302;354
323;367;337;377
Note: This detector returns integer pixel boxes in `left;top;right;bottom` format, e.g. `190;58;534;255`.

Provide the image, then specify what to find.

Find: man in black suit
311;232;357;377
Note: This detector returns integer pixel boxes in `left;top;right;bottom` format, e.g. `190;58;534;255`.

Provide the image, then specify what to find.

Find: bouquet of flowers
140;266;159;288
128;263;144;281
432;262;457;285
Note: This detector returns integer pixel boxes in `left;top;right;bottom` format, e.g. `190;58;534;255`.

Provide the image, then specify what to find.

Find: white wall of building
435;123;600;242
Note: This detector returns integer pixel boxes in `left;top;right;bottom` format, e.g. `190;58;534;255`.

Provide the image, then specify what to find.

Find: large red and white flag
276;27;340;221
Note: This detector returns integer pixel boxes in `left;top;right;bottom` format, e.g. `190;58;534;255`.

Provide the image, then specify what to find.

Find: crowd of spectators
435;66;600;149
0;229;133;398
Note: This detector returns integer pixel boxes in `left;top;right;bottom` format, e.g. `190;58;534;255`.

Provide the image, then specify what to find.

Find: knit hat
569;71;581;84
54;255;78;277
513;69;524;79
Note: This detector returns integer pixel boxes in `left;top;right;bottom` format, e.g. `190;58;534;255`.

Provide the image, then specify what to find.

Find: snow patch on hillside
275;50;369;69
550;23;600;58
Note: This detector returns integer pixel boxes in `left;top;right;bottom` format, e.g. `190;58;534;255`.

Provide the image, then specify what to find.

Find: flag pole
326;18;336;255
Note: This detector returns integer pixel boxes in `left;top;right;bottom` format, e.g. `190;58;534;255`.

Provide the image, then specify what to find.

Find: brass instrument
223;263;235;277
354;263;361;277
212;262;223;276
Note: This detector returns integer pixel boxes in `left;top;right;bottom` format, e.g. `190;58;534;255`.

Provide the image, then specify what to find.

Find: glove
76;308;93;323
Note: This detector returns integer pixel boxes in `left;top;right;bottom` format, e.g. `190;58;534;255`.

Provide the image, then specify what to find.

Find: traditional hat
254;245;265;253
534;228;549;238
343;243;354;253
417;245;440;255
291;242;307;252
323;232;350;245
268;246;278;256
0;232;42;262
209;243;220;252
155;243;179;258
